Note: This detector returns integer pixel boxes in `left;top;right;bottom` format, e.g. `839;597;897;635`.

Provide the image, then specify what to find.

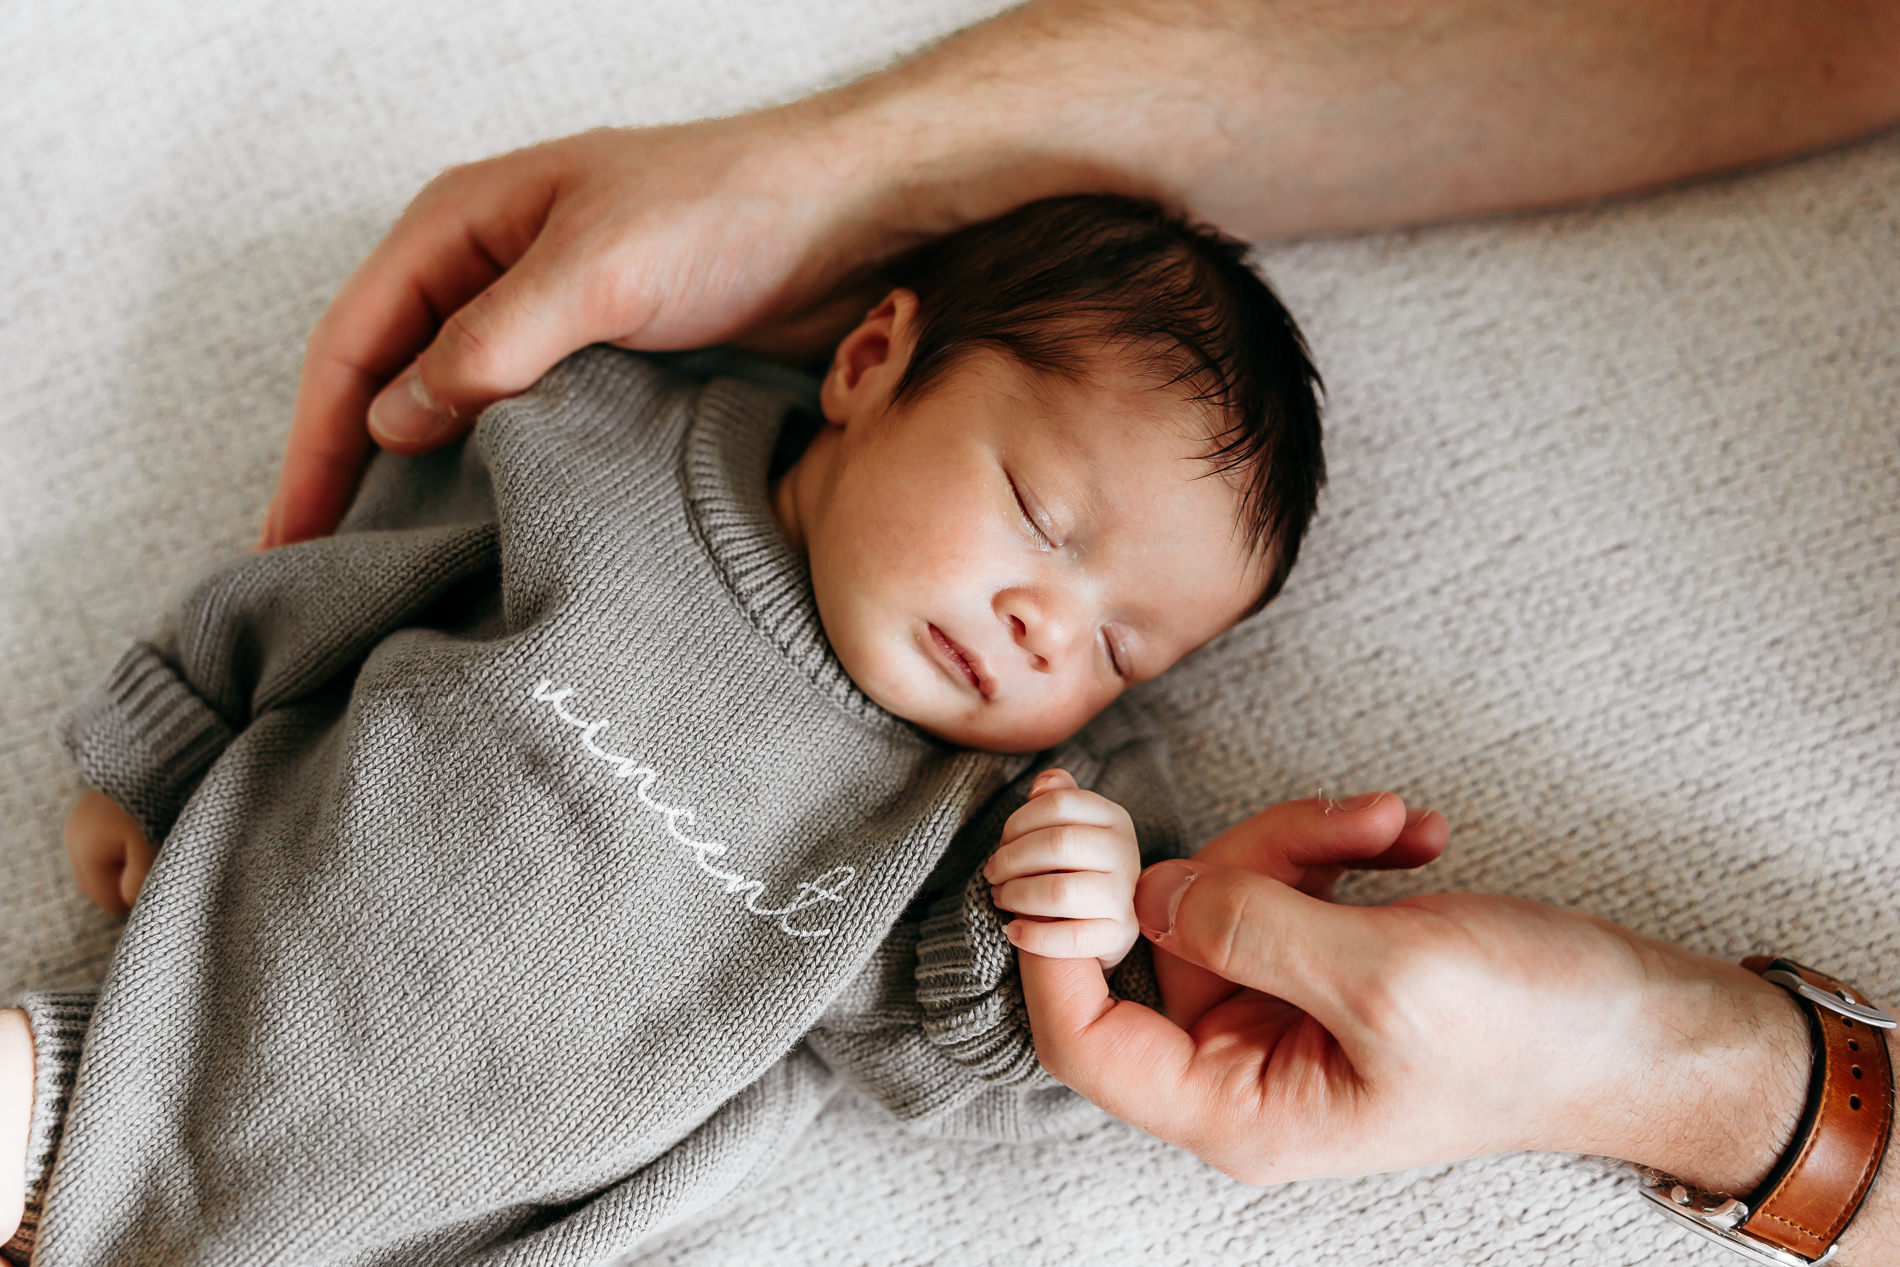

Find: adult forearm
1841;1143;1900;1265
823;0;1900;240
1584;941;1898;1263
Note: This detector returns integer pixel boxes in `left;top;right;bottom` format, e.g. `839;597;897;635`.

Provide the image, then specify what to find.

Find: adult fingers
1353;806;1450;870
1134;859;1371;1034
1193;793;1442;885
1154;796;1441;1008
1024;943;1334;1179
1017;952;1203;1136
365;229;604;450
266;155;564;546
1025;865;1370;1139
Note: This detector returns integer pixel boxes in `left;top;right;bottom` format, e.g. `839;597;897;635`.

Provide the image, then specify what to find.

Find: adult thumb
1135;858;1368;1032
365;237;599;452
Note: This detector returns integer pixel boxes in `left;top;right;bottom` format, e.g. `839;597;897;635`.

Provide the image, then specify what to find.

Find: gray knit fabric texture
0;990;93;1265
4;2;1897;1265
29;350;1180;1263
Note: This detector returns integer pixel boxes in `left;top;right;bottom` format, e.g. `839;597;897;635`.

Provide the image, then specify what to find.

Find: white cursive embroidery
531;679;855;938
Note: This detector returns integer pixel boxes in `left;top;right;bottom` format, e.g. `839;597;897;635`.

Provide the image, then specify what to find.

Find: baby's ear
819;289;920;424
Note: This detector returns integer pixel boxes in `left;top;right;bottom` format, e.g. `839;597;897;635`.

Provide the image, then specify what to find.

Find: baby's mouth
928;624;991;698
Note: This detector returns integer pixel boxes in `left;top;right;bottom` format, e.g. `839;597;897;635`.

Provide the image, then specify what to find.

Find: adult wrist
1590;943;1811;1195
793;3;1182;256
1626;958;1897;1264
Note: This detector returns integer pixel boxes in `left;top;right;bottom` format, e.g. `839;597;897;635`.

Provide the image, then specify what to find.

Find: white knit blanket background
1;2;1894;1264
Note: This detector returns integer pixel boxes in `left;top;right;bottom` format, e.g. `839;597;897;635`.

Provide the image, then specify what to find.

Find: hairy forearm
1840;1145;1900;1265
1597;942;1899;1263
815;0;1900;240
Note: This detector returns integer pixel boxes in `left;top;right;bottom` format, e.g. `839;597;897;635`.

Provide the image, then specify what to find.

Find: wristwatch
1638;957;1895;1265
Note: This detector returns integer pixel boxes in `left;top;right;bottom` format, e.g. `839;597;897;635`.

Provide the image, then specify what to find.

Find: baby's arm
983;768;1141;972
64;790;155;917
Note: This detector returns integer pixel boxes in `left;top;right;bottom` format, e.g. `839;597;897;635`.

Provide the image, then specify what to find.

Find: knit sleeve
807;701;1188;1141
2;990;96;1267
59;441;499;845
59;644;235;848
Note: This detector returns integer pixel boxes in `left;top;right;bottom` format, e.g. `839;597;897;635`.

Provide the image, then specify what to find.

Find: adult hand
267;2;1900;550
265;114;913;548
1018;798;1814;1203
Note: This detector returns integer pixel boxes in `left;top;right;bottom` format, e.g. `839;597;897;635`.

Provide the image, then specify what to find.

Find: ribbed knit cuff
914;866;1049;1089
3;990;96;1265
60;641;233;843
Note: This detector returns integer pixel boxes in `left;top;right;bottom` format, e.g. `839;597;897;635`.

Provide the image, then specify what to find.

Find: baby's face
773;293;1268;753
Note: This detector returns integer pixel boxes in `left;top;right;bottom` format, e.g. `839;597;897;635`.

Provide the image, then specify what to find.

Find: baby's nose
999;593;1081;673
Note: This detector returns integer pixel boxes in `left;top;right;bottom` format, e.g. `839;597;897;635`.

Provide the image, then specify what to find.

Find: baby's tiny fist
65;790;155;918
985;771;1141;970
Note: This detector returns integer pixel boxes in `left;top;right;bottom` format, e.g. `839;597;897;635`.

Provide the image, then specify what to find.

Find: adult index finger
1194;794;1443;885
265;160;555;546
1017;952;1207;1142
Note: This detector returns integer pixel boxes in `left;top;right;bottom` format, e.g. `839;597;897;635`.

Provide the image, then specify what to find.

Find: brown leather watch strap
1739;956;1895;1260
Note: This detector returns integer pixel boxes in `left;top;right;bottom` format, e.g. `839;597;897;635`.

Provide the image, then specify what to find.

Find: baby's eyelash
1007;476;1052;549
1102;630;1127;679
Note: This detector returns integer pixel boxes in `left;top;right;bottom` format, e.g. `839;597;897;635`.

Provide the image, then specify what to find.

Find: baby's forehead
953;344;1221;443
960;349;1240;498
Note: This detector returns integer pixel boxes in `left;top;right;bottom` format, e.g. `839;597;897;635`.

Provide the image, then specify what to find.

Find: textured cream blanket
2;2;1894;1263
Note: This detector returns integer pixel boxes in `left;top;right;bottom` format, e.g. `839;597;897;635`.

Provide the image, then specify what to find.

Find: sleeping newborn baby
11;194;1324;1265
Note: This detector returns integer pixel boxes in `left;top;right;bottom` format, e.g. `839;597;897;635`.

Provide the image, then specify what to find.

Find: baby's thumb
1027;767;1078;799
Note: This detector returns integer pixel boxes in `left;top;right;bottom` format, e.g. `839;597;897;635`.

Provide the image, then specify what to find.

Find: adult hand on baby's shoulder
986;769;1142;971
266;111;904;550
65;789;155;918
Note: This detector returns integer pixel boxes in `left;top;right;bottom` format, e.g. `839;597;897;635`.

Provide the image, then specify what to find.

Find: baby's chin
881;689;1095;754
913;715;1068;755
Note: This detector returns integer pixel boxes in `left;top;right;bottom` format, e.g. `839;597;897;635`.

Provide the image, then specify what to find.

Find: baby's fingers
992;870;1132;921
69;852;127;919
1004;917;1131;961
120;832;157;910
986;823;1135;884
999;780;1128;848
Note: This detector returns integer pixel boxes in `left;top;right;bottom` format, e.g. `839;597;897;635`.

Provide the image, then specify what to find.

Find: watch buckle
1638;1184;1839;1265
1760;969;1898;1029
